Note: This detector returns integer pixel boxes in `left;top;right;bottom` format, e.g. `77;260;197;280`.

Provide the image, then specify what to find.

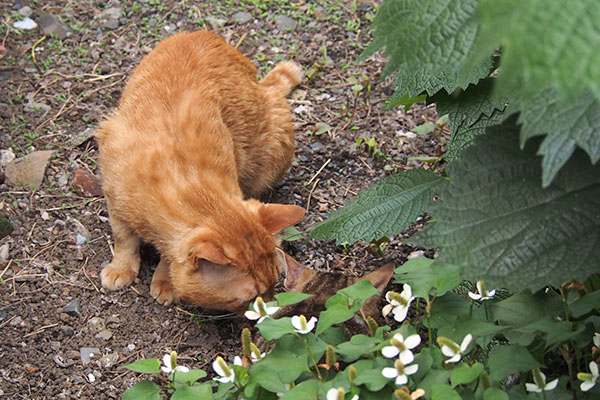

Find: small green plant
355;136;384;158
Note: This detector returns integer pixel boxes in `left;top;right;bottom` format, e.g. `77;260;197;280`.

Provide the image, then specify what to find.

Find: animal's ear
283;251;313;290
257;203;305;234
192;241;231;265
361;263;395;293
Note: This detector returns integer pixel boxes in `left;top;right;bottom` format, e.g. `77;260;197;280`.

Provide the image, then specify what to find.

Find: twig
23;323;59;338
305;178;320;212
83;72;125;82
0;259;13;280
306;158;331;186
235;32;248;49
81;257;100;292
31;35;47;72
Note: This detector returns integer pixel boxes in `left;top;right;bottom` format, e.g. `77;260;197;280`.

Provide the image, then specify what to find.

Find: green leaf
281;226;304;241
338;279;380;309
122;380;161;400
516;89;600;186
310;168;445;245
451;363;484;387
419;369;451;397
484;387;509;400
487;345;541;381
314;122;333;136
171;384;213;400
316;294;356;335
124;359;161;374
336;334;381;362
353;359;390;392
432;384;462;400
257;317;296;340
362;0;493;97
388;92;427;111
569;290;600;318
411;120;600;292
173;369;207;385
412;123;436;135
471;0;600;103
489;291;561;326
275;292;314;307
434;79;507;161
394;258;460;298
250;338;309;392
280;379;320;400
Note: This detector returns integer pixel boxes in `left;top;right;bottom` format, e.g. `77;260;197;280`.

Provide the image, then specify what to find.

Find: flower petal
468;292;481;300
544;378;558;391
212;359;225;377
487;289;496;297
174;366;190;373
382;304;393;317
392;306;409;322
405;363;419;375
381;346;400;358
525;383;541;393
405;334;421;349
401;284;412;299
460;334;473;351
581;380;596;392
244;310;261;320
594;332;600;348
440;345;456;358
382;367;398;379
326;388;339;400
396;374;408;385
445;353;462;364
233;356;243;366
162;354;173;370
590;361;599;376
266;306;280;315
291;315;302;330
399;350;414;365
160;366;171;374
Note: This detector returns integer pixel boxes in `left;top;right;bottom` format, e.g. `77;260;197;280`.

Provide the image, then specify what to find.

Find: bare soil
0;1;441;398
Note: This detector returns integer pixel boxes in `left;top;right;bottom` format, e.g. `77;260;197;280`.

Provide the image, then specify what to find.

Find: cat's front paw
100;262;138;290
150;278;176;306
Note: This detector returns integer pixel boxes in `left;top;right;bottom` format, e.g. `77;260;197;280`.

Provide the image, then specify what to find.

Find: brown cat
279;253;395;320
96;30;304;313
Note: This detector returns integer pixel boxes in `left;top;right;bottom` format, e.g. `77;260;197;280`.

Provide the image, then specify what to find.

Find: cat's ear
361;263;395;293
258;203;305;234
191;241;232;265
282;251;312;290
175;227;234;266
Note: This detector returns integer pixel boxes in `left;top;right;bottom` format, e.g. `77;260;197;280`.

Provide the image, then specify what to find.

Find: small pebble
13;17;37;30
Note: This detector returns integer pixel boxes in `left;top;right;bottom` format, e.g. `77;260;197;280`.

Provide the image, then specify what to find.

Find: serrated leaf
124;359;161;374
388;92;427;111
122;380;161;400
487;345;541;381
472;0;600;103
363;0;493;97
410;120;600;292
515;89;600;186
310;168;445;245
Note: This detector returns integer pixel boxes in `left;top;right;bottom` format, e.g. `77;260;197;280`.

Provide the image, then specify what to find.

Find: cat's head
170;200;305;313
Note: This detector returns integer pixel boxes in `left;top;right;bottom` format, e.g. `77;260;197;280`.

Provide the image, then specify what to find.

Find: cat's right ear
282;251;310;290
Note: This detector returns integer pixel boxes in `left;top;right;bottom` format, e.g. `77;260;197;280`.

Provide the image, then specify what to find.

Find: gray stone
233;11;252;24
67;216;90;245
275;15;297;31
95;329;113;341
24;102;51;113
102;19;119;30
98;7;122;21
13;17;37;30
0;149;15;167
205;17;227;30
99;352;119;368
10;316;23;326
18;6;32;17
4;150;53;189
39;14;70;39
65;127;95;149
0;243;8;264
80;347;101;365
62;298;80;317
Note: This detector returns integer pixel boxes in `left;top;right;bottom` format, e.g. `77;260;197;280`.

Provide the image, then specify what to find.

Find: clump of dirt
0;1;441;398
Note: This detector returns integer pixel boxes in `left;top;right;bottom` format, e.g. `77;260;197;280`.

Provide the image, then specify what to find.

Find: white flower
212;356;235;383
326;387;358;400
381;333;421;364
578;361;599;392
233;356;243;366
525;369;558;393
244;296;280;323
250;348;266;363
291;314;317;334
438;334;472;364
382;359;419;386
382;284;416;322
468;280;496;301
161;351;190;374
594;332;600;348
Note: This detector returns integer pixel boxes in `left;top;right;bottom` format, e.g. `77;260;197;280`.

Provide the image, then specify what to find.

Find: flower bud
170;351;178;370
326;345;336;368
348;365;357;382
241;328;252;356
366;316;378;337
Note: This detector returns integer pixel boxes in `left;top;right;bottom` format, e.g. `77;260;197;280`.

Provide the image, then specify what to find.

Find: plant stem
298;334;323;381
484;302;489;320
559;345;578;400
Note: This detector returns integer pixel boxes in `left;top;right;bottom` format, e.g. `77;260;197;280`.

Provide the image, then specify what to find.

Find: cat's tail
260;61;303;97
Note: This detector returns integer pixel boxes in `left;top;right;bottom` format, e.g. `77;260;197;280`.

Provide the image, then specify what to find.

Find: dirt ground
0;1;441;398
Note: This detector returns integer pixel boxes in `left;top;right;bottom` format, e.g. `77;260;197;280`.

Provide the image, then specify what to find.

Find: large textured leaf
472;0;600;102
434;79;507;161
514;89;600;187
410;120;600;291
309;168;445;244
362;0;492;97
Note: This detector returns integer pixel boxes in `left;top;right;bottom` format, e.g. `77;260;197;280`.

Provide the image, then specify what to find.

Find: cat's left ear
362;263;395;293
257;203;305;234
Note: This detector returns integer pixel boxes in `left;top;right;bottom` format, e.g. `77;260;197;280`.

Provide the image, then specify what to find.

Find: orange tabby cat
96;30;304;313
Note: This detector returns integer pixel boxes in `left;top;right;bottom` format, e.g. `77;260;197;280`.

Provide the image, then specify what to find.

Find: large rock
39;14;70;39
4;150;54;189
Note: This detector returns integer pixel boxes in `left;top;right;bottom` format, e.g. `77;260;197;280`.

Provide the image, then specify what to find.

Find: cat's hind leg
100;215;141;290
150;257;177;305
